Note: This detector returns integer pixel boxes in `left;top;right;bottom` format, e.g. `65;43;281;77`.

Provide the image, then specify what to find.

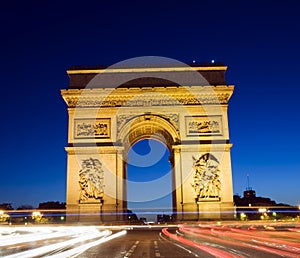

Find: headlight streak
46;230;127;258
1;227;112;258
0;228;76;247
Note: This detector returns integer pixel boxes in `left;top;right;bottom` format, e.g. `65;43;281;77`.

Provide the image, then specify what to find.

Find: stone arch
62;63;235;222
119;114;179;216
118;114;181;154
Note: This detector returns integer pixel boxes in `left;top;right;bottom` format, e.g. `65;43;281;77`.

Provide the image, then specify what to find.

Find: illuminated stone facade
61;63;235;221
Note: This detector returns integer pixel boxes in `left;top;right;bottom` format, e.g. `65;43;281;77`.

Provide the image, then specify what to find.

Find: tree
16;204;34;210
0;203;13;210
37;201;66;223
38;201;66;210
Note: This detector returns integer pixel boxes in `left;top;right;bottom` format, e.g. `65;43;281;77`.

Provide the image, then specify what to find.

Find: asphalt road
78;227;203;258
78;225;300;258
1;223;299;258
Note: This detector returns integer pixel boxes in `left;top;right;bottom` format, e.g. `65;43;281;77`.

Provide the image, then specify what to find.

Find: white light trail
47;230;127;258
2;227;111;258
0;228;73;247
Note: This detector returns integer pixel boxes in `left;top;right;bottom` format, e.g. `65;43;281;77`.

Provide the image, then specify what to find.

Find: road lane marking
159;232;199;257
154;240;162;257
162;228;239;258
124;240;139;257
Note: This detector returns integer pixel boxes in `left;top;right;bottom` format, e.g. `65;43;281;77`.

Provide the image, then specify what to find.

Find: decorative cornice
61;86;234;108
176;143;233;152
67;66;228;74
65;146;118;154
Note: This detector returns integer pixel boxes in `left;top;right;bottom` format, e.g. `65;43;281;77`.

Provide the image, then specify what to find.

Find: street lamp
240;212;247;221
32;211;43;223
258;208;269;220
0;210;10;223
32;211;42;217
258;208;267;213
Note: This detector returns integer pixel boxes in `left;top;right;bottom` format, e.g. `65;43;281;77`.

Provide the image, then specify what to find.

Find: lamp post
195;196;199;221
115;203;118;221
100;199;104;223
180;201;184;220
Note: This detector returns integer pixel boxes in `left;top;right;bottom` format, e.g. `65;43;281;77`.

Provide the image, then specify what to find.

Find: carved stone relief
163;113;179;131
74;119;110;138
116;114;132;134
116;113;179;134
63;92;231;108
186;116;222;136
79;158;104;202
191;153;221;201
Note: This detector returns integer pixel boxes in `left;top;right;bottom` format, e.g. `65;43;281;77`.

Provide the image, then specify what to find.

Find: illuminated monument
61;60;235;221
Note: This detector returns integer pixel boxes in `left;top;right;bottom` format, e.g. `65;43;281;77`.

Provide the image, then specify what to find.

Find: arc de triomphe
61;59;235;221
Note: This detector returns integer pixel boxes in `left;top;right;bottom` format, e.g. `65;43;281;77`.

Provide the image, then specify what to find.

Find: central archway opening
127;139;173;223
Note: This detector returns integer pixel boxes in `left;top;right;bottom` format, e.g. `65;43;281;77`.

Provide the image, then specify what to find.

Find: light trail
180;225;300;258
0;227;78;247
0;226;126;258
2;229;111;258
47;230;127;258
288;228;300;233
227;227;300;248
159;232;200;257
162;228;240;258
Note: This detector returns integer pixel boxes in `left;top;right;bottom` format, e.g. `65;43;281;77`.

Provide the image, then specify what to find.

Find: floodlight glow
258;208;267;213
32;211;42;217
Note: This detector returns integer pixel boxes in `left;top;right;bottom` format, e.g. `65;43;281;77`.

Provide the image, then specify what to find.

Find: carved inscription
79;158;104;202
74;119;110;138
191;153;221;200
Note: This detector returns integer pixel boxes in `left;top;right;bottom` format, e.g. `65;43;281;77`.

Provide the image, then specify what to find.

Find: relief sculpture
188;120;220;134
79;158;104;202
75;119;110;138
186;116;222;136
117;113;179;134
191;153;221;200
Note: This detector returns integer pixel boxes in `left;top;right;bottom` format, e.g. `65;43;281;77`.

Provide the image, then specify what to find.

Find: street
0;222;299;257
79;227;201;258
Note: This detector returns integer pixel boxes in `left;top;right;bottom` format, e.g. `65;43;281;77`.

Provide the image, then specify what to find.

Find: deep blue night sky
0;0;299;209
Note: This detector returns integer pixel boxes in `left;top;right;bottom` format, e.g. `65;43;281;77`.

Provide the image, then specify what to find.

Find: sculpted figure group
192;153;221;200
79;158;104;201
